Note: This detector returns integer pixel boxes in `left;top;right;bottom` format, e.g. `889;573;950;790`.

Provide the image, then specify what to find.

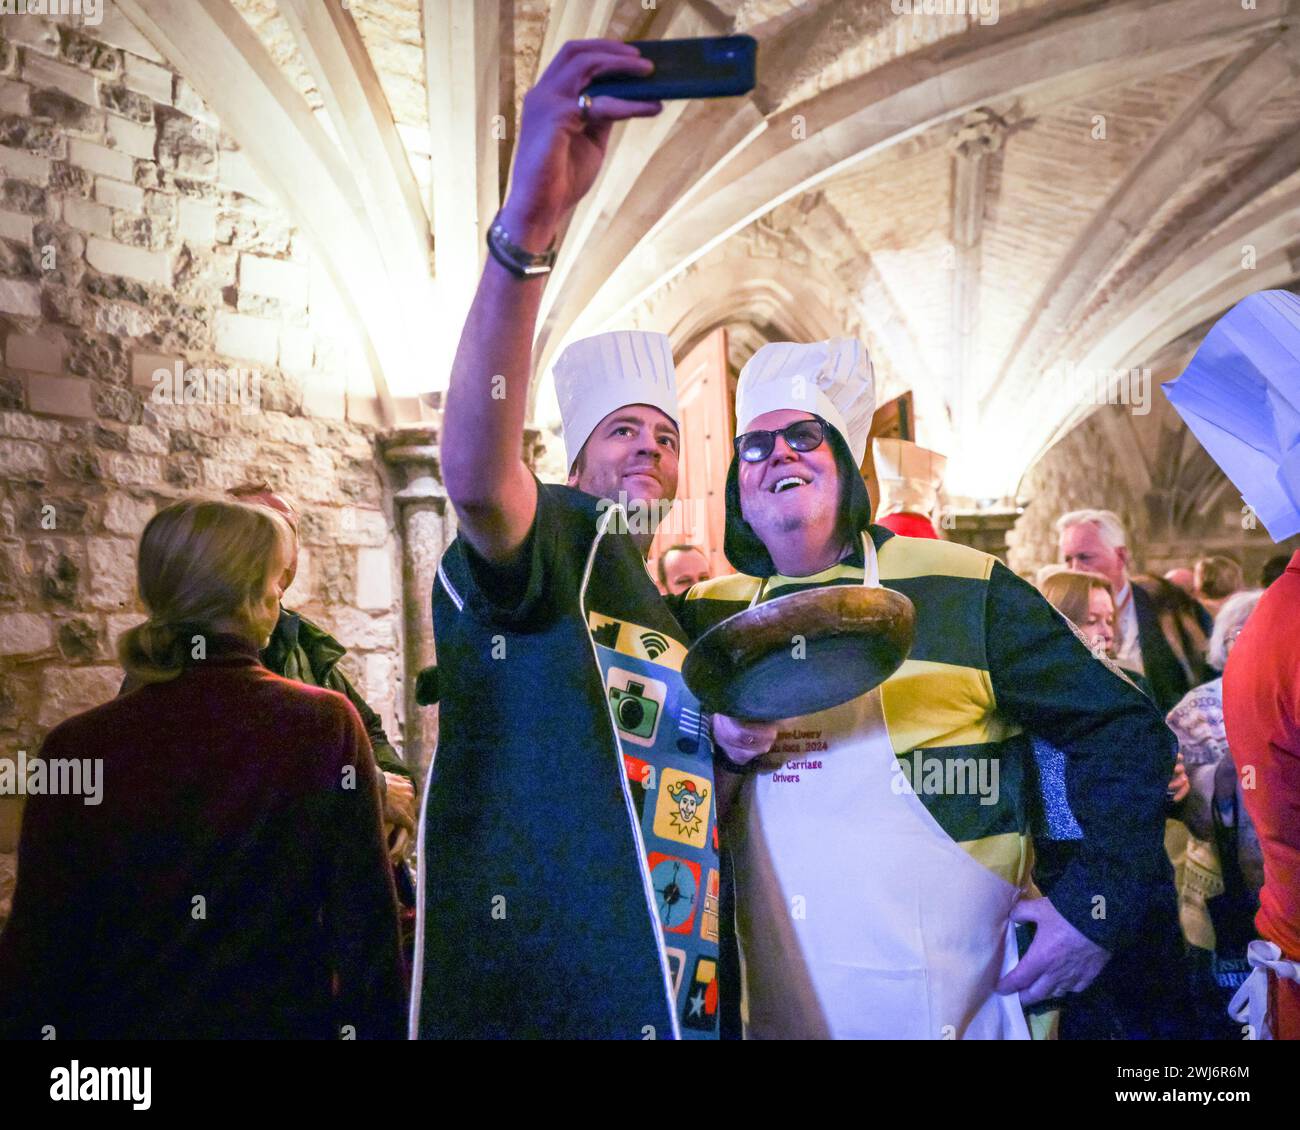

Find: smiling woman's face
738;409;841;548
1080;585;1116;656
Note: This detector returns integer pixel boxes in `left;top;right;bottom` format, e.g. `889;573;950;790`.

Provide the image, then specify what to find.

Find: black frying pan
682;585;915;722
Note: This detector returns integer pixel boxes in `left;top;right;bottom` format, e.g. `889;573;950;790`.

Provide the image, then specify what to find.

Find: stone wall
0;13;404;926
1007;399;1298;582
1006;409;1144;577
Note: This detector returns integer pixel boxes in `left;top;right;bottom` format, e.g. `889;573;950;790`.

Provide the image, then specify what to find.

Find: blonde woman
0;499;405;1039
1038;569;1119;660
1038;567;1188;801
1034;567;1192;1038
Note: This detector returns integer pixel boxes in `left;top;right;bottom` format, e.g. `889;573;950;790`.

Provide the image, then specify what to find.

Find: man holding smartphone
412;42;721;1040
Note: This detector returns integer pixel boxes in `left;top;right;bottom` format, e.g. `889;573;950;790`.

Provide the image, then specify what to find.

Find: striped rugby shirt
674;525;1177;951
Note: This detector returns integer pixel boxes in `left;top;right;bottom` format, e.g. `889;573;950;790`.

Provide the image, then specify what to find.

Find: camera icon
607;668;668;748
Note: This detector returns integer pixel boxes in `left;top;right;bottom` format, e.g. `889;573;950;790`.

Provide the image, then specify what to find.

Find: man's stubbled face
661;547;710;595
569;404;680;508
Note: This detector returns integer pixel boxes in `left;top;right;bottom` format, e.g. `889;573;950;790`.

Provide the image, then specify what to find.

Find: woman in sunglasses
674;338;1177;1040
732;416;861;574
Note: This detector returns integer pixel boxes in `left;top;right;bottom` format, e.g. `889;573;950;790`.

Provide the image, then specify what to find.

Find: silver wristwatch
486;214;557;278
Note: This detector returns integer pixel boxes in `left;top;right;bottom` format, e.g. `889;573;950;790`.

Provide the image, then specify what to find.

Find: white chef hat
553;330;679;472
873;438;947;520
734;339;876;465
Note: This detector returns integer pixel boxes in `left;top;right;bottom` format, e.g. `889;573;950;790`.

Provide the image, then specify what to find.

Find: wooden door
649;328;734;586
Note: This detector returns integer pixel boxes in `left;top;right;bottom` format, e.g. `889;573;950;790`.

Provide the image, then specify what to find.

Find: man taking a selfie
412;41;720;1040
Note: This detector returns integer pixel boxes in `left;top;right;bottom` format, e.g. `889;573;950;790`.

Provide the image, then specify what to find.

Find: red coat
876;511;939;539
1224;550;1300;1039
0;634;406;1039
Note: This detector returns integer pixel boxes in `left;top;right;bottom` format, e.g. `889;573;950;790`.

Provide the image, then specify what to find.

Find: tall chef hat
734;339;876;465
553;330;680;472
873;438;947;521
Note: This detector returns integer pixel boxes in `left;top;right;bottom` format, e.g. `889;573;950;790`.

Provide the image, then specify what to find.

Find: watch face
488;222;555;277
491;219;554;263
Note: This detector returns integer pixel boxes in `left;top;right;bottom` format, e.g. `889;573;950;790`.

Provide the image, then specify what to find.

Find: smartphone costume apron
585;511;721;1038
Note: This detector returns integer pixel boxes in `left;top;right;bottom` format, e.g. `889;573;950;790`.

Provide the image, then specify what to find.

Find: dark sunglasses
735;418;828;463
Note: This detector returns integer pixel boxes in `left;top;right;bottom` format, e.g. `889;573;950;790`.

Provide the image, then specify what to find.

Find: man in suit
1057;509;1210;714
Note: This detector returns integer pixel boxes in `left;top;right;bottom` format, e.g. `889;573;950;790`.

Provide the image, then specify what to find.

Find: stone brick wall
1007;401;1297;583
0;14;404;925
1006;410;1144;578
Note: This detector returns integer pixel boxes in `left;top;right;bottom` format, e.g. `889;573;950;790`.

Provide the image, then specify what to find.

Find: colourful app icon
653;766;712;849
682;954;719;1031
606;666;668;748
701;868;720;945
664;946;687;998
590;617;621;649
676;703;709;756
623;753;652;819
648;853;700;935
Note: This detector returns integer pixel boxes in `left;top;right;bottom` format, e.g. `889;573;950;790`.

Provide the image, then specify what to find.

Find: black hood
723;415;874;577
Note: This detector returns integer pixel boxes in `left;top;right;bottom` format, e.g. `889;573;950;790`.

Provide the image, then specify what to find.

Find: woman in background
1038;569;1120;665
1167;589;1265;1038
1035;567;1192;1038
0;498;405;1039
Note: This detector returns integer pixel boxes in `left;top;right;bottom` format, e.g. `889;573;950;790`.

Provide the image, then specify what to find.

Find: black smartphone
583;35;757;102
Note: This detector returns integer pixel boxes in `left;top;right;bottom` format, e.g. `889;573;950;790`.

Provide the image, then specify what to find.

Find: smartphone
583;35;757;102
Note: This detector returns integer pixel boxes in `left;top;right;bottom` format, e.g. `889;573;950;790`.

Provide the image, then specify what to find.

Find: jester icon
667;778;710;838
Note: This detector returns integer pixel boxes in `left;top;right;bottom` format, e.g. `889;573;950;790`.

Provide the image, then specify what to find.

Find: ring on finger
577;92;592;121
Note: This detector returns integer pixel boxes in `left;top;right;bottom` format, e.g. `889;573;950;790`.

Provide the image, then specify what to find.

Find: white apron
730;535;1030;1039
1228;939;1300;1040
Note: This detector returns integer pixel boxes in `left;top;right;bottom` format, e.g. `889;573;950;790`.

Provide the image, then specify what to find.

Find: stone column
379;421;549;786
944;507;1024;563
379;423;452;787
947;108;1006;437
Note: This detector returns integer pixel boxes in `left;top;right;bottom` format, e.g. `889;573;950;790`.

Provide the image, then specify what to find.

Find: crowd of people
1032;513;1289;1038
1;38;1296;1041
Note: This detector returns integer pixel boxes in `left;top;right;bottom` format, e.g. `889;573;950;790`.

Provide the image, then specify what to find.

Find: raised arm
441;40;659;564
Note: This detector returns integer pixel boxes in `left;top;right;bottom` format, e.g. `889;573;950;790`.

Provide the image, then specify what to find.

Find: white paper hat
553;330;679;471
1163;290;1300;540
873;437;947;520
734;339;876;465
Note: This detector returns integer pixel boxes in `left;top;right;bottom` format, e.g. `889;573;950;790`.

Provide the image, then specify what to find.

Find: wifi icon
639;632;669;660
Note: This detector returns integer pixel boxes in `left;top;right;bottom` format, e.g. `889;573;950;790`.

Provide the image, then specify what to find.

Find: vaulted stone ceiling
117;0;1300;500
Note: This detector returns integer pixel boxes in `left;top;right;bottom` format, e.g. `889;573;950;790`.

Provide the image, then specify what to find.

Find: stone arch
659;268;845;362
535;0;1285;378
